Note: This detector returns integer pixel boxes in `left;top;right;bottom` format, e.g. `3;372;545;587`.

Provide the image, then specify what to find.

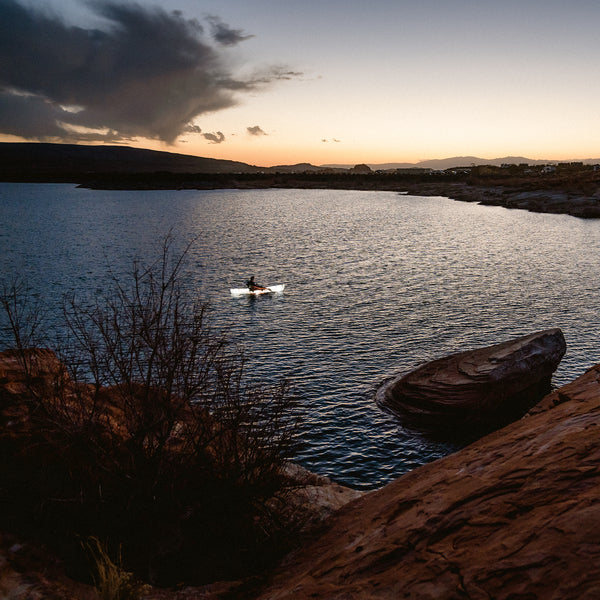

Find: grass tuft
82;537;147;600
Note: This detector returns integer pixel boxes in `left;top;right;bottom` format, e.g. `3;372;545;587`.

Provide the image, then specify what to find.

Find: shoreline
3;142;599;218
401;181;600;219
4;171;600;218
75;171;600;219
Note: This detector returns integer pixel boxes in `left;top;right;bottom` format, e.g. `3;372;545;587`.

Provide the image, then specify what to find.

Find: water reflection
1;184;600;489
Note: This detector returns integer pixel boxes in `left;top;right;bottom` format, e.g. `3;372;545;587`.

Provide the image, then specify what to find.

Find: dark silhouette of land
3;142;600;218
0;142;264;176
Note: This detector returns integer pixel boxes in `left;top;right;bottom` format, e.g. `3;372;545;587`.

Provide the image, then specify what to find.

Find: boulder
256;358;600;600
377;328;566;440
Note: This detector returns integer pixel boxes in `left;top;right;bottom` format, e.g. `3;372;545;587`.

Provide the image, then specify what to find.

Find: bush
0;237;301;585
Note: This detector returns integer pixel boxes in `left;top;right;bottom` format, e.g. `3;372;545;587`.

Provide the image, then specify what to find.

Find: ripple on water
1;185;599;489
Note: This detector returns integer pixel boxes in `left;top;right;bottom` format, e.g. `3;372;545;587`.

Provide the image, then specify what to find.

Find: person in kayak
247;276;267;291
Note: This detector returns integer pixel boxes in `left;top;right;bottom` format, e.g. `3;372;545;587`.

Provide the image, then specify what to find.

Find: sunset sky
1;0;599;166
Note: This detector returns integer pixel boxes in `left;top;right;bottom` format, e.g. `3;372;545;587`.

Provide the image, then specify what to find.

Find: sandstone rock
282;463;363;530
0;348;67;396
377;328;566;440
256;359;600;600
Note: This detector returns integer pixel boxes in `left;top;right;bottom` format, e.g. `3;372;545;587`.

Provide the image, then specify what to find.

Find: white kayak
230;284;285;296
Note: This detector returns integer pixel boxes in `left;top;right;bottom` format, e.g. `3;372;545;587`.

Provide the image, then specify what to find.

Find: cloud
0;0;300;144
202;131;225;144
184;124;202;134
206;15;254;46
247;125;267;136
253;66;305;83
0;91;124;141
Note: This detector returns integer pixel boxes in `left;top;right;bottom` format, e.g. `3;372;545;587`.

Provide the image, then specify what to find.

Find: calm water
2;183;600;489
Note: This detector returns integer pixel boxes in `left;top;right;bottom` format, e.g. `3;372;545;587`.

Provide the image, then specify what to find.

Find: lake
1;183;599;489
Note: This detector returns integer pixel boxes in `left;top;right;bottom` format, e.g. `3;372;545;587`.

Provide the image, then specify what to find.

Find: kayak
230;284;285;296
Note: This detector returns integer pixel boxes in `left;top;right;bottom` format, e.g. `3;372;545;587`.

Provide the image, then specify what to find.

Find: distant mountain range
322;156;600;170
1;143;598;178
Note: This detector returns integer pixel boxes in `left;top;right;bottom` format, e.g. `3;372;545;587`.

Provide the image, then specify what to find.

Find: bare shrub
0;237;301;585
0;278;46;380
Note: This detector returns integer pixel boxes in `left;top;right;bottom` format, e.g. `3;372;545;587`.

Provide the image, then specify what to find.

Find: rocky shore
256;358;600;599
76;172;600;219
2;332;600;598
402;181;600;219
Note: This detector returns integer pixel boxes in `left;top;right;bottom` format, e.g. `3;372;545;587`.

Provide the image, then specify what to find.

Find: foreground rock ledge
257;360;600;600
4;348;600;599
377;328;566;440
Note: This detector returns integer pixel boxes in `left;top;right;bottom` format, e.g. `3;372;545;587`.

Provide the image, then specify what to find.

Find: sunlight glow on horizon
3;129;598;168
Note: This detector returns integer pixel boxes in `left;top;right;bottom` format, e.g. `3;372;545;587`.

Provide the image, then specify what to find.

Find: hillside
0;142;264;177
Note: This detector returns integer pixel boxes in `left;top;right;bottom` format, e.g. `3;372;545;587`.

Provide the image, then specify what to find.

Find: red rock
377;328;566;439
5;347;600;599
257;360;600;599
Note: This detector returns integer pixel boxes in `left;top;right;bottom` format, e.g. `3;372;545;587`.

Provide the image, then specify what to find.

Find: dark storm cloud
247;125;266;136
0;93;71;139
206;15;254;47
0;90;126;141
0;0;299;143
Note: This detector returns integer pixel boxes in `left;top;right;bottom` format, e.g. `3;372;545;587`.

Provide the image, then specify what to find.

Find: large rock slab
256;359;600;600
377;328;566;439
